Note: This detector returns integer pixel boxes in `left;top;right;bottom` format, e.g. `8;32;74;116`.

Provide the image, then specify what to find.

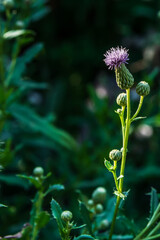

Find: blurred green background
0;0;160;239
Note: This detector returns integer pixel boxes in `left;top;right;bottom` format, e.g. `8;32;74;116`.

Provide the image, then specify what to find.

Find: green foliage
0;0;160;239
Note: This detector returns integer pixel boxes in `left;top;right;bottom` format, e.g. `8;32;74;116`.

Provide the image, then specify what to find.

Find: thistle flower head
104;46;129;70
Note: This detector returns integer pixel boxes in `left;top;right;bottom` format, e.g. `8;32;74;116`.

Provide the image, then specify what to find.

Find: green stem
31;191;44;240
120;106;125;141
148;221;160;237
112;161;119;191
109;89;131;240
134;213;160;240
108;196;120;240
142;233;160;240
130;96;144;122
119;89;130;192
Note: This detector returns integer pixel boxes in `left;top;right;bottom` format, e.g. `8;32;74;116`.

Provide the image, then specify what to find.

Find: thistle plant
103;46;150;240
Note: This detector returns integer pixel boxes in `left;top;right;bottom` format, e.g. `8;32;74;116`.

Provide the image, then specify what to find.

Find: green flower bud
115;64;134;89
116;93;127;107
61;210;73;222
136;81;150;96
109;149;122;161
33;167;44;177
95;203;104;214
87;199;94;208
15;21;25;29
98;219;110;231
116;108;122;114
92;187;107;204
3;0;14;8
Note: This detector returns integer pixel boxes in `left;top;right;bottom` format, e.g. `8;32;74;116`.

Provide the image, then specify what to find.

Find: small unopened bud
136;81;150;96
87;199;94;208
61;210;73;222
92;187;107;204
95;204;104;214
115;64;134;90
33;167;44;177
98;219;110;231
3;0;14;8
109;149;122;161
15;21;25;29
116;93;127;107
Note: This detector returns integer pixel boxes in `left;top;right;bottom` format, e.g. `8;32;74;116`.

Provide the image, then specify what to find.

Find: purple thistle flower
104;46;129;70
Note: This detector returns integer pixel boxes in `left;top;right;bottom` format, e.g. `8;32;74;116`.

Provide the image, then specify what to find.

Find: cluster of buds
103;46;150;165
86;187;109;231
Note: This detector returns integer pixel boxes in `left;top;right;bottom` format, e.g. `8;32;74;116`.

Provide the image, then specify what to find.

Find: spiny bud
115;64;134;90
109;149;122;161
33;167;44;177
116;93;127;107
92;187;107;204
3;0;14;8
95;204;104;214
61;211;73;222
136;81;150;96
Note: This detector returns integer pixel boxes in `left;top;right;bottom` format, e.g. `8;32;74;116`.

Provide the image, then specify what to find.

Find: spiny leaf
50;198;65;238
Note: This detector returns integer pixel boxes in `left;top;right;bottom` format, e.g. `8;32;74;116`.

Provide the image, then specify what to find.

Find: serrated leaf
104;159;114;172
79;201;93;235
74;235;95;240
44;184;64;196
149;187;159;218
36;211;50;229
3;30;35;39
8;103;77;150
50;199;65;238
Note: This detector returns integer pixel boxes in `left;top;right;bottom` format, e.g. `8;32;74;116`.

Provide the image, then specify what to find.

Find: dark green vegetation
0;0;160;239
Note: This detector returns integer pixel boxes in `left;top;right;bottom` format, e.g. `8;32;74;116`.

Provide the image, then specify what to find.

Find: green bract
109;149;122;161
136;81;150;96
115;64;134;89
61;210;73;222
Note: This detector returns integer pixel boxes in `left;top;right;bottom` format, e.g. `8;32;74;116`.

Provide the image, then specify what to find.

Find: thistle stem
130;96;144;122
109;89;131;240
